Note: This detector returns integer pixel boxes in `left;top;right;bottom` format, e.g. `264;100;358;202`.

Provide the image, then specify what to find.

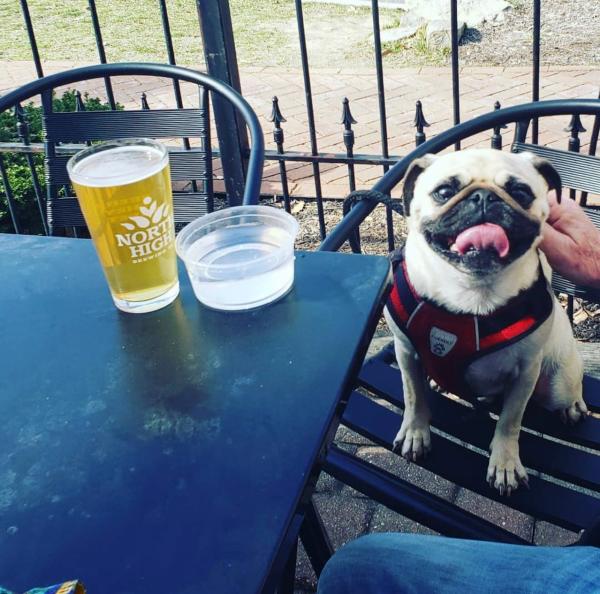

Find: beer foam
68;145;168;187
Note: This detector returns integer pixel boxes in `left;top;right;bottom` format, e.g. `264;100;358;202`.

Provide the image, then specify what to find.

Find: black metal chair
312;100;600;555
0;63;264;235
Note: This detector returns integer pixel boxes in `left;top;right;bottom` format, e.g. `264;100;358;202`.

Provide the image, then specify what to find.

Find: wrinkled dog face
403;149;561;275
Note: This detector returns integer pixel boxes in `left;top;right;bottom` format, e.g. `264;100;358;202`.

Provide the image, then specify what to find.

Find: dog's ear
525;154;562;204
402;154;436;215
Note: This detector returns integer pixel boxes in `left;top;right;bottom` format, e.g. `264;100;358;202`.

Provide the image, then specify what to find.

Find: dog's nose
468;188;499;207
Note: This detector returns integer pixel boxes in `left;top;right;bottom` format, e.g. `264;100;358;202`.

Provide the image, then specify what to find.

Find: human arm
539;196;600;289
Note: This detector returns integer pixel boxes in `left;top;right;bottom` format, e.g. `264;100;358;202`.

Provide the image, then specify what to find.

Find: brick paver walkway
1;61;599;199
2;60;598;592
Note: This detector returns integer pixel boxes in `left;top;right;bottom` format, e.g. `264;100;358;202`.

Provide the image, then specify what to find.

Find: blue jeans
317;533;600;594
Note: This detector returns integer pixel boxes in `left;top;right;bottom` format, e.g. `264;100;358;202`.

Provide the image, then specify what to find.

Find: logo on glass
116;196;175;263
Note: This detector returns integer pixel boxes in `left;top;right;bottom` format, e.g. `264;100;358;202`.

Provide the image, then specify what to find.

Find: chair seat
325;347;600;536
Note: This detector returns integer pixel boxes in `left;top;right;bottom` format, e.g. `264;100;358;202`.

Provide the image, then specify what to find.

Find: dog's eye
513;189;531;202
506;181;535;208
433;185;456;203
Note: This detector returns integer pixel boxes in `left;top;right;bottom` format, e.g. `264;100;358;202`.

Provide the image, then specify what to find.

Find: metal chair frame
322;98;600;253
0;63;265;235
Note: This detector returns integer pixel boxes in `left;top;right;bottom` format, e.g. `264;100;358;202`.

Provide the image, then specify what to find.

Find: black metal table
0;234;390;594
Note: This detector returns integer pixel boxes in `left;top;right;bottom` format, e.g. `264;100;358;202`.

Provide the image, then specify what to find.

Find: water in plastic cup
176;206;299;311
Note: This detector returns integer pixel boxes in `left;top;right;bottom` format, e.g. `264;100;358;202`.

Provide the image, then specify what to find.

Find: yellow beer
67;139;179;313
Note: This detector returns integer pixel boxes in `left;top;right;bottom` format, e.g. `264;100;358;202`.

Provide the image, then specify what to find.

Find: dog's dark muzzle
421;182;542;274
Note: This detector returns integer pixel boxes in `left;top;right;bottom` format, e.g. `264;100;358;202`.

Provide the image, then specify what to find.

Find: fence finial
565;113;586;135
14;103;29;142
75;90;86;112
340;97;357;129
269;96;286;126
341;97;357;156
414;100;430;146
565;113;586;152
340;98;357;192
491;100;507;150
141;92;150;110
269;96;286;150
268;96;291;212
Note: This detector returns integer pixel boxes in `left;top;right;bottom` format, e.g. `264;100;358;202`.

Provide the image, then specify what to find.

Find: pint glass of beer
67;138;179;313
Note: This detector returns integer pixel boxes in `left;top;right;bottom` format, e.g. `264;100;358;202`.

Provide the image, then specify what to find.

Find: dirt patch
291;0;600;68
573;303;600;342
289;198;406;254
281;13;386;69
458;0;600;66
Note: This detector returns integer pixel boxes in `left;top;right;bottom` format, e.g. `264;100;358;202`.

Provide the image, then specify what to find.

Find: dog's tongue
454;223;510;258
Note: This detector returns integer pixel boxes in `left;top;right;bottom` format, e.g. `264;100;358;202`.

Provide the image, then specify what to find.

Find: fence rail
0;0;558;240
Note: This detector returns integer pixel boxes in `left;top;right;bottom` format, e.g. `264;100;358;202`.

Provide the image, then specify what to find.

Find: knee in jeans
319;533;404;591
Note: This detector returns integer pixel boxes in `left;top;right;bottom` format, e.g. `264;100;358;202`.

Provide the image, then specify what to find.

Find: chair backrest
0;63;264;236
41;86;213;236
511;141;600;196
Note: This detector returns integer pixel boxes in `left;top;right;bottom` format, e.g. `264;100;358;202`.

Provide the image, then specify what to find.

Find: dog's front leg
488;356;542;495
392;336;431;461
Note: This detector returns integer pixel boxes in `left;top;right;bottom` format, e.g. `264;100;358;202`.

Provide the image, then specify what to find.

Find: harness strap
477;272;550;348
387;254;554;397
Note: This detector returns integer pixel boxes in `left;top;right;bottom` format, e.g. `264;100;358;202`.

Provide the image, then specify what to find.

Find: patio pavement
1;60;598;592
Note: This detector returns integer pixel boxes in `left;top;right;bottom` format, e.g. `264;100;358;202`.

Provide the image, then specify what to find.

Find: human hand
539;194;600;289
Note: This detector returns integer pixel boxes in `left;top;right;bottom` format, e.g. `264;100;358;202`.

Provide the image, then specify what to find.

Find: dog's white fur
385;148;588;494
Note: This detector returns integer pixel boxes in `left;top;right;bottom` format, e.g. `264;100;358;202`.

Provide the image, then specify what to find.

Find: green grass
0;0;383;68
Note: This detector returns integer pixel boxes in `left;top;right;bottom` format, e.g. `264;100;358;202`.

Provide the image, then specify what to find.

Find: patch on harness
429;327;457;357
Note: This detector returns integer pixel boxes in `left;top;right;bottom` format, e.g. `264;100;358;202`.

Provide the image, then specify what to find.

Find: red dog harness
387;253;554;397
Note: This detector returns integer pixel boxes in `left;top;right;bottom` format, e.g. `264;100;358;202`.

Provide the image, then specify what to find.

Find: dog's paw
393;418;431;462
487;440;529;496
559;399;589;425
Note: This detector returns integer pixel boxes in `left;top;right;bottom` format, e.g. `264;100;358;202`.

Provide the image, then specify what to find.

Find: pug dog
384;148;588;495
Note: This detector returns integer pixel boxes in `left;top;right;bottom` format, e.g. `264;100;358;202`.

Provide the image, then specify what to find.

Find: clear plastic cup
176;205;299;311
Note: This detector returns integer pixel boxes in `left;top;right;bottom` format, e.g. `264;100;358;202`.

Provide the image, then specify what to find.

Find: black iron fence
0;0;569;242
